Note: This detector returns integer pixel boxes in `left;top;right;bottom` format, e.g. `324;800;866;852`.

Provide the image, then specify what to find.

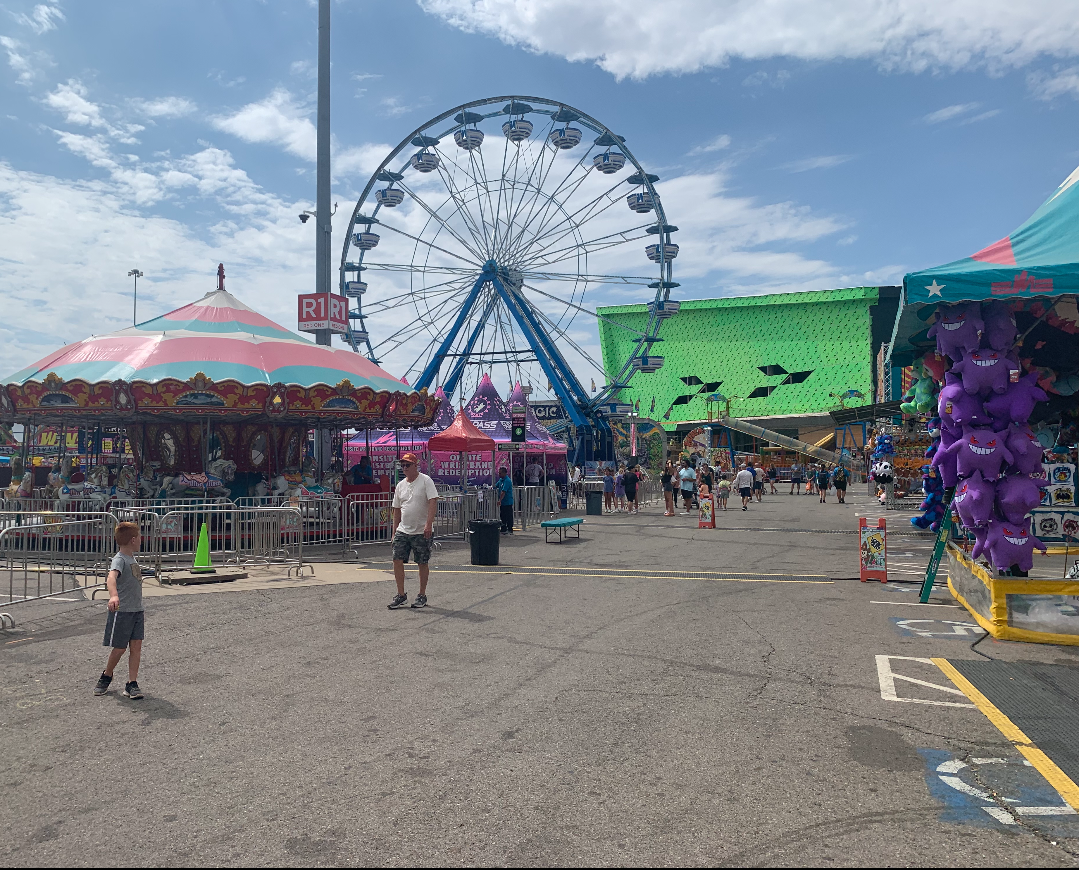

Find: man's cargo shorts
392;532;431;564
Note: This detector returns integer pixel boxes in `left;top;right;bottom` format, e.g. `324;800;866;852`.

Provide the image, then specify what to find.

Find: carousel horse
116;466;139;499
45;463;64;499
208;458;237;484
254;474;291;498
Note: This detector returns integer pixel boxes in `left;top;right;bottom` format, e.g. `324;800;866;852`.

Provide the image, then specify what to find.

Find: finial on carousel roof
217;263;225;292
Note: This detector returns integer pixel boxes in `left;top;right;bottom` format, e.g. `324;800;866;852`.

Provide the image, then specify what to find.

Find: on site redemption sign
298;293;348;334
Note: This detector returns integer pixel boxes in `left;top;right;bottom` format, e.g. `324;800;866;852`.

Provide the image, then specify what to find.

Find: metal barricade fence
154;505;306;578
0;516;117;620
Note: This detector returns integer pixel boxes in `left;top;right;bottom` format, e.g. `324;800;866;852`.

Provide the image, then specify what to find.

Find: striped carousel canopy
5;288;405;393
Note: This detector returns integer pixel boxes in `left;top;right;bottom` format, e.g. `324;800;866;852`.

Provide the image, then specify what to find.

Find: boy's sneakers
388;593;409;610
123;681;144;700
93;672;113;696
411;593;428;609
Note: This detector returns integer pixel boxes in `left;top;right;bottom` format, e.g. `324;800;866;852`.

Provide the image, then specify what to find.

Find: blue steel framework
338;96;676;464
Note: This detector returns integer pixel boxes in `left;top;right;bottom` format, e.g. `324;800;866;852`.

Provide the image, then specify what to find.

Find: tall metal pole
315;0;332;347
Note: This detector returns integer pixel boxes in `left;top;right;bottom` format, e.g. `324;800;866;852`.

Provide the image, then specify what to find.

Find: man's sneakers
389;592;428;610
123;681;144;700
93;672;112;696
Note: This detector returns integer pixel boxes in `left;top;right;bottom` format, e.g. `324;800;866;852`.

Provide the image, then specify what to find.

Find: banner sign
859;517;888;583
298;293;348;333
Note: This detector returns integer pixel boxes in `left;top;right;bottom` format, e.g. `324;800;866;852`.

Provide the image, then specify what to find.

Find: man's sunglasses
400;461;414;467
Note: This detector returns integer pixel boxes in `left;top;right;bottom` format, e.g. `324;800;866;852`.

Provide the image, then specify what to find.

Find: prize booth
888;166;1079;643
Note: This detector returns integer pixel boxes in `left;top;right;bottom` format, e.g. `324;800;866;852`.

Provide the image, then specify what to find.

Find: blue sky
0;0;1076;389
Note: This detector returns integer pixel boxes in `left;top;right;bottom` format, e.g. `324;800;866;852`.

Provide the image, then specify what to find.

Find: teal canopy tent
890;165;1079;367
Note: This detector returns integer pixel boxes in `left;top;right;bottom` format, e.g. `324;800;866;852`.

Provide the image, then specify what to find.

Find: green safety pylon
191;521;216;574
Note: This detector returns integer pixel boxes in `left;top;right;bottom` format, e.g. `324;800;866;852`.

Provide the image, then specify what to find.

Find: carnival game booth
889;166;1079;643
346;375;569;490
0;268;439;562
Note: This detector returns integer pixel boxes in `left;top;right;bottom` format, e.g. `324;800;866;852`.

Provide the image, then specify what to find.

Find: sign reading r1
298;293;348;334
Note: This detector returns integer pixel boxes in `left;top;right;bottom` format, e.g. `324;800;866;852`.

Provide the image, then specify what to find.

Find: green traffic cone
192;522;216;573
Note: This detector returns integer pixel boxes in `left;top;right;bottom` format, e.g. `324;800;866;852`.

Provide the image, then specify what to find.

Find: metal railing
0;516;117;619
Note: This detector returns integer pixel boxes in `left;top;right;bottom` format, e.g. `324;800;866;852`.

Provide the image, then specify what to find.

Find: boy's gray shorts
103;611;145;648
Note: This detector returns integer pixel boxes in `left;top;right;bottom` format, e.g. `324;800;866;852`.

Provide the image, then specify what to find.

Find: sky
0;0;1076;397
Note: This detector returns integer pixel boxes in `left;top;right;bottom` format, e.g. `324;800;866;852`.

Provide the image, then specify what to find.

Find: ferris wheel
339;96;680;463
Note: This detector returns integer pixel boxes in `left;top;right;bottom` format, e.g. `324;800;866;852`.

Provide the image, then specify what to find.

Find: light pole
127;269;143;325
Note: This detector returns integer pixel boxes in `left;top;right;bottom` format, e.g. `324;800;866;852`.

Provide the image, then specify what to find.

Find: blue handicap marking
890;617;984;639
920;749;1079;834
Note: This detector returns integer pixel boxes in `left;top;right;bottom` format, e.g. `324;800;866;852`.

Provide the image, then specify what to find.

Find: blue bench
540;516;583;543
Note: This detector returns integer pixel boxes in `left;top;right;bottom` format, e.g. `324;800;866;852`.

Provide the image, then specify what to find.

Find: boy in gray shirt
94;521;145;699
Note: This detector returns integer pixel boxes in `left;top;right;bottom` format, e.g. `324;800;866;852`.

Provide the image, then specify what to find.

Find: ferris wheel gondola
338;96;679;464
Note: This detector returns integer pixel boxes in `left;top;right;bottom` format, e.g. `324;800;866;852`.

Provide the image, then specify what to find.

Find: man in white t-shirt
734;465;755;511
525;460;544;485
388;452;439;610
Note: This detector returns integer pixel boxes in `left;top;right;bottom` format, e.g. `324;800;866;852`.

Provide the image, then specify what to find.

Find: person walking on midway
753;464;765;502
790;460;803;495
388;453;439;610
816;463;831;504
614;464;626;512
94;521;146;699
603;466;615;513
716;473;731;510
496;465;515;535
735;464;755;511
767;464;778;495
832;463;849;504
661;460;675;516
678;460;696;514
624;464;640;514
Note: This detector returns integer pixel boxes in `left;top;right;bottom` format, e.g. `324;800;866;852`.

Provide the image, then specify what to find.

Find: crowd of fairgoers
566;458;851;516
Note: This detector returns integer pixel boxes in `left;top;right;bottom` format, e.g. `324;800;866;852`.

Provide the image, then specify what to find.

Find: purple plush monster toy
953;470;995;529
996;473;1043;524
939;426;1014;480
930;426;960;487
979;516;1047;573
937;373;989;430
950;349;1020;396
927;303;983;360
1005;425;1045;475
981;300;1018;352
984;372;1049;427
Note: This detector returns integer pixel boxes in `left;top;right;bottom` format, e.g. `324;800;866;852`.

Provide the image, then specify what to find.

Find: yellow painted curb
933;657;1079;812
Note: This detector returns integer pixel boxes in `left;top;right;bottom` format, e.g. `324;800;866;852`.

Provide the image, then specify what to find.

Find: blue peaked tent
891;165;1079;367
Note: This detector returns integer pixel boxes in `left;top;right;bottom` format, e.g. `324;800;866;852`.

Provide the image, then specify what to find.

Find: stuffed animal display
972;516;1048;573
927;302;983;360
950;349;1020;396
922;299;1056;574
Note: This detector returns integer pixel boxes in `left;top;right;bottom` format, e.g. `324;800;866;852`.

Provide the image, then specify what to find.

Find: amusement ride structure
338;96;680;464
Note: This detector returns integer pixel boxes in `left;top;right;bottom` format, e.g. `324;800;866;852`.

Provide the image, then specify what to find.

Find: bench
540;516;583;543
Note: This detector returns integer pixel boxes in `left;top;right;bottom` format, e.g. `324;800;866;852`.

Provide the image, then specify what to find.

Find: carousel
0;266;439;506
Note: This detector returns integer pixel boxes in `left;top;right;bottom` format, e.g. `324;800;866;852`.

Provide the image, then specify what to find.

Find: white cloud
780;154;853;172
43;79;144;143
380;96;418;117
130;96;197;118
742;69;790;88
290;59;315;78
11;3;64;34
922;102;980;124
0;35;39;84
212;87;316;160
420;0;1079;80
0;156;337;378
959;109;1000;124
1029;65;1079;100
688;134;732;156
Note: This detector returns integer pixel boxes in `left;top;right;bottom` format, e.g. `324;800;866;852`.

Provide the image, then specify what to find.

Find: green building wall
597;287;879;427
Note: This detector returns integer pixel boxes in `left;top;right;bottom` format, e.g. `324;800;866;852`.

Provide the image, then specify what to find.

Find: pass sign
298;293;348;334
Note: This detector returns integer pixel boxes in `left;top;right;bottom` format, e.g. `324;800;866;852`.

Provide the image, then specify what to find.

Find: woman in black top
661;461;674;516
698;464;714;495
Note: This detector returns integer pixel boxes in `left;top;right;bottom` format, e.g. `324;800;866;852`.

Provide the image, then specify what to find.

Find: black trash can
585;489;603;516
468;519;502;566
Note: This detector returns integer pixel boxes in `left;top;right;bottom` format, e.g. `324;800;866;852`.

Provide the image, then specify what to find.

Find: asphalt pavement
2;488;1078;866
